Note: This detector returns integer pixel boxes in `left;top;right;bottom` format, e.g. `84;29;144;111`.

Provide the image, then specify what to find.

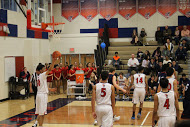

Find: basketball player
94;68;126;125
130;66;148;120
152;78;180;127
32;58;59;127
91;71;115;127
158;67;178;97
181;81;190;119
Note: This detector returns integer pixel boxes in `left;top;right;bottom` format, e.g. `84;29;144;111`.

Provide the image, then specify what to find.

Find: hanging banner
62;0;79;22
138;0;156;19
118;0;136;20
80;0;98;21
99;0;117;21
158;0;177;18
178;0;190;17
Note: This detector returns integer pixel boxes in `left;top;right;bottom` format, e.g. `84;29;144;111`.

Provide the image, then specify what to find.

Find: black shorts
181;99;190;119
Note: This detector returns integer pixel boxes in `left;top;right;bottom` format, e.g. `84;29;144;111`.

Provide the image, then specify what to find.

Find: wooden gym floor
0;94;183;127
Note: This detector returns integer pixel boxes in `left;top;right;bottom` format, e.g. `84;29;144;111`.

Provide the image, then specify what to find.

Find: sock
35;120;38;124
154;120;157;125
132;112;135;116
139;108;142;114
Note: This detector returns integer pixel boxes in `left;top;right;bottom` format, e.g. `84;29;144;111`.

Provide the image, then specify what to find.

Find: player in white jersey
116;72;128;100
91;71;115;127
130;66;148;120
158;67;178;97
32;58;59;127
152;78;180;127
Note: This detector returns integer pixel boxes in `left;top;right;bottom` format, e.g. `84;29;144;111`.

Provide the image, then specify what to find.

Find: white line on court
140;111;151;127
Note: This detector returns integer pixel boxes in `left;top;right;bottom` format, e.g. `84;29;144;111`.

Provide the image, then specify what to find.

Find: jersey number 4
136;77;143;84
164;99;170;109
101;88;106;97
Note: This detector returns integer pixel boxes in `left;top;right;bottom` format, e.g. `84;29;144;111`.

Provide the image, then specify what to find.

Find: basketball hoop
49;23;64;41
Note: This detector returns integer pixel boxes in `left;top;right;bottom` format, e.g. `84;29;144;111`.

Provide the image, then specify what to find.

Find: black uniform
181;81;190;119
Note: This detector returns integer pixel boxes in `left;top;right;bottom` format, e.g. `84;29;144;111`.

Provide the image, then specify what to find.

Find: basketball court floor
0;94;183;127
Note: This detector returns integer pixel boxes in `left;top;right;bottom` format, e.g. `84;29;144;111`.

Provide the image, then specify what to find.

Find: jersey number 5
164;98;170;109
101;88;106;97
136;77;143;84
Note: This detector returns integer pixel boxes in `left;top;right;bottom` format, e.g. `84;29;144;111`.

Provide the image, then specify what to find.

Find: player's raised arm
173;79;179;98
91;85;97;119
111;85;115;115
46;58;59;75
113;76;126;93
174;92;180;120
152;94;158;127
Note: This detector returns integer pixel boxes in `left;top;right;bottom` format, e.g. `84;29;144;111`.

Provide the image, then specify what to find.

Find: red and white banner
99;0;117;21
80;0;98;21
62;0;79;22
138;0;156;19
178;0;190;17
158;0;177;18
118;0;136;20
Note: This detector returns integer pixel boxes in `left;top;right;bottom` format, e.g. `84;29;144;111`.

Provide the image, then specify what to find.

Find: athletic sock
154;120;157;125
35;120;38;124
132;112;135;117
139;108;142;114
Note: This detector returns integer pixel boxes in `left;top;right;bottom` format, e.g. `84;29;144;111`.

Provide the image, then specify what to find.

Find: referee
29;66;40;107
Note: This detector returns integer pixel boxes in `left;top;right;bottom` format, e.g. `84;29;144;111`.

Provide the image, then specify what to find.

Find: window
1;0;19;11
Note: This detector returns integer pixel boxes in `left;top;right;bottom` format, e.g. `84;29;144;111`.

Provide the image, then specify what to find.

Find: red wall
15;57;24;77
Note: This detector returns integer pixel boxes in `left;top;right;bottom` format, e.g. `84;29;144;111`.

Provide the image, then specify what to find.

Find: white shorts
35;93;48;115
158;116;176;127
119;85;125;89
132;88;145;104
96;105;113;127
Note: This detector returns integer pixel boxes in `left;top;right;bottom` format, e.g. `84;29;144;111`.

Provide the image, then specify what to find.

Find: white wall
53;3;183;38
0;37;50;100
50;33;98;54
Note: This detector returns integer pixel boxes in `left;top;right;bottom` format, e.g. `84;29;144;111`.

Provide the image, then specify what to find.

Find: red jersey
47;71;53;82
76;67;85;72
68;69;76;81
63;66;68;78
85;67;94;79
54;69;62;80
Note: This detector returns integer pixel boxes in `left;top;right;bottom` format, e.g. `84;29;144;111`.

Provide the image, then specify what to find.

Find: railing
94;24;110;79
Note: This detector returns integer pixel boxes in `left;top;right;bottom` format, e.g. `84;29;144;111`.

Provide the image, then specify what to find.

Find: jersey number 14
136;77;143;84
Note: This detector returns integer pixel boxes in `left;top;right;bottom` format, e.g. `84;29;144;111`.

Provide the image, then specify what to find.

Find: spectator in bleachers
139;28;147;45
137;48;143;63
156;64;168;83
155;56;160;65
152;47;161;58
131;29;138;45
165;38;174;54
179;74;189;98
148;74;158;99
128;54;139;73
163;25;172;43
142;56;150;75
181;39;189;51
156;61;163;73
74;61;78;71
155;27;163;45
181;25;190;44
148;57;156;74
113;52;120;69
161;45;170;59
163;55;171;65
174;27;180;45
143;50;151;60
175;45;187;62
92;62;97;73
172;60;183;74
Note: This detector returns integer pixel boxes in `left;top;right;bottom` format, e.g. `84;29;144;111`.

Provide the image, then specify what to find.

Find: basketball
52;51;61;59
